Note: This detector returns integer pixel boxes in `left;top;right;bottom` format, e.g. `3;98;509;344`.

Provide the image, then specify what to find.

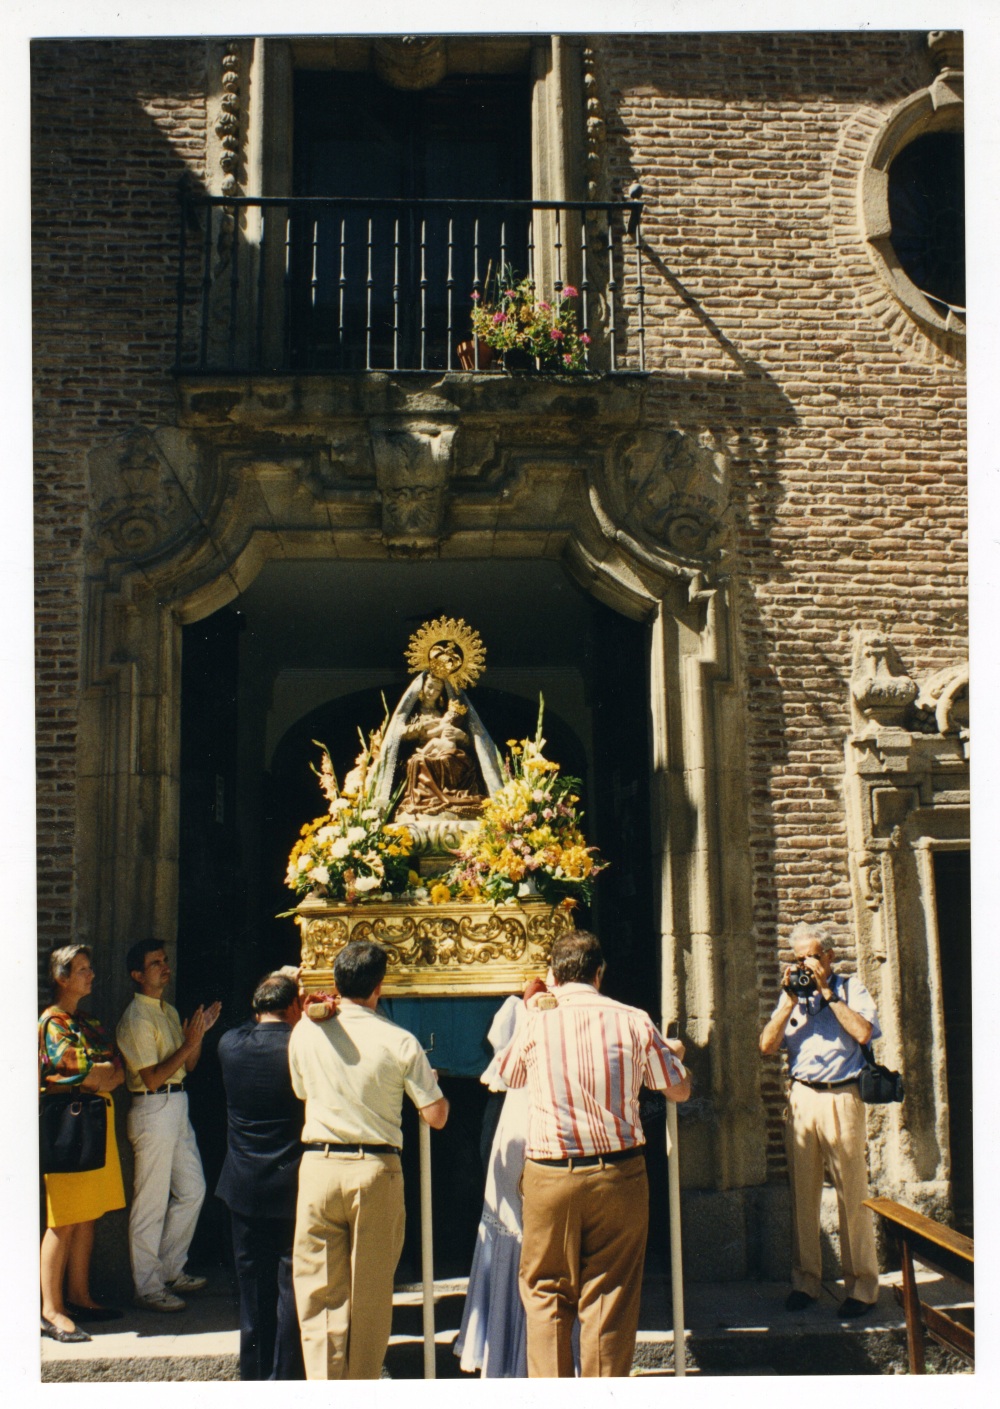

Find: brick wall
595;30;967;1174
32;39;210;961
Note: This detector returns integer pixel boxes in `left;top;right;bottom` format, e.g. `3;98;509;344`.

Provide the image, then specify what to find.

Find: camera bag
858;1044;904;1105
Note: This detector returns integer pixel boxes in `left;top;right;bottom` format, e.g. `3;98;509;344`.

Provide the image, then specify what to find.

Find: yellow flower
407;870;421;888
430;883;452;905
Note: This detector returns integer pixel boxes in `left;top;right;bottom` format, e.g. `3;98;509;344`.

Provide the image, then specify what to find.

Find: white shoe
167;1272;207;1293
134;1289;186;1312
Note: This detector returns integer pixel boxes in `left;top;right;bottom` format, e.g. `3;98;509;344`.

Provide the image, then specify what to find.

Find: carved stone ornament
927;30;963;76
373;37;447;90
88;426;208;561
371;419;457;545
297;898;574;996
850;630;919;731
914;661;969;735
601;428;728;563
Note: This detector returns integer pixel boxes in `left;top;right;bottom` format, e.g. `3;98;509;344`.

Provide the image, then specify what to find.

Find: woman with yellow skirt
39;945;126;1343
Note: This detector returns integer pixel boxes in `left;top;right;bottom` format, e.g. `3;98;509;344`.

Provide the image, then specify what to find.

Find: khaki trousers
292;1150;405;1379
785;1081;879;1304
519;1153;648;1377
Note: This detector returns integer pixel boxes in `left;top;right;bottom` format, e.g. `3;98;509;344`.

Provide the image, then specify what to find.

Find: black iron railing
174;193;646;375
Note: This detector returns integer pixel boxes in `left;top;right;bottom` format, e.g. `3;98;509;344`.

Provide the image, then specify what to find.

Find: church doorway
176;557;664;1274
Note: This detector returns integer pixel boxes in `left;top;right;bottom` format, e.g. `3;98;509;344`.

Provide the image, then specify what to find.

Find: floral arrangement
441;700;606;906
470;267;591;371
283;740;413;905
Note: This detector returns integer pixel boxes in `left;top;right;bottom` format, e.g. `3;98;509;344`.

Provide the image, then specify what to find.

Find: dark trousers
230;1210;305;1380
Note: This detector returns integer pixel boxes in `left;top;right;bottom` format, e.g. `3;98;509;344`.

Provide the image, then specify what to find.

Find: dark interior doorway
175;561;664;1275
934;849;973;1234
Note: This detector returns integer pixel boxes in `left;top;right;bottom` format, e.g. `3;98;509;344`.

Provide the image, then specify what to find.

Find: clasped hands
182;1000;222;1048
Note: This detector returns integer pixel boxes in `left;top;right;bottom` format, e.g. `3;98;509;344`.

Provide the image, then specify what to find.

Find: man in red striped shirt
498;929;690;1377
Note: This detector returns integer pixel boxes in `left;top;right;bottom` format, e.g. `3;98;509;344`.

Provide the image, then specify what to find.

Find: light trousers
519;1153;648;1377
126;1091;206;1297
292;1150;405;1380
785;1081;879;1304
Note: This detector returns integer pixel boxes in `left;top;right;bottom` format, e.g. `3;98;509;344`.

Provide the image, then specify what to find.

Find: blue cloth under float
379;996;506;1078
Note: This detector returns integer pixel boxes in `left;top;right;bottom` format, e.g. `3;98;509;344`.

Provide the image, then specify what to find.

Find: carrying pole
419;1117;436;1378
666;1102;686;1376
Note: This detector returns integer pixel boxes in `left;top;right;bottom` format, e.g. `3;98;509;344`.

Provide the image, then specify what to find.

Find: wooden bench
864;1196;973;1373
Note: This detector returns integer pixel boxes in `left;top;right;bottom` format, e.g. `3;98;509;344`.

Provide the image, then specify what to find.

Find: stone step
40;1269;972;1381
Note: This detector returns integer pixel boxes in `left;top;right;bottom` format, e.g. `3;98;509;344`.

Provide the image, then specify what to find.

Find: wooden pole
666;1102;686;1376
419;1117;436;1378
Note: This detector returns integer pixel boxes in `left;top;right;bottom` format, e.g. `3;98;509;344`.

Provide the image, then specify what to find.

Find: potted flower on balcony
464;267;591;372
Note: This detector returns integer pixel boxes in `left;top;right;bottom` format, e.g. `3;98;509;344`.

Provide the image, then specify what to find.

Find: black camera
784;965;815;997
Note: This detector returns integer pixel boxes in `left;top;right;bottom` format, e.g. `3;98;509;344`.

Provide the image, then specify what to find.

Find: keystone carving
373;37;447;90
371;419;457;546
850;630;918;732
88;426;209;561
600;428;728;564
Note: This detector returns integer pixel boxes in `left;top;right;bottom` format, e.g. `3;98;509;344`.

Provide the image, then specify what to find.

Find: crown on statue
405;617;486;690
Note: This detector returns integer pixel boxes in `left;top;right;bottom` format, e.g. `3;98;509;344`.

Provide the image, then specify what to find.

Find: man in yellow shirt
289;940;449;1378
116;940;221;1312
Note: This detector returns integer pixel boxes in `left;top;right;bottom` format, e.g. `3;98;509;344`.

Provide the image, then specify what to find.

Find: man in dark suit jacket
216;971;306;1380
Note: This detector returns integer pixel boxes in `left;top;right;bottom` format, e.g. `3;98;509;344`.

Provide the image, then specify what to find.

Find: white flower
361;808;380;820
354;874;381;892
297;855;312;872
532;789;544;802
328;798;351;812
346;826;367;845
330;837;350;859
308;865;330;884
316;825;338;843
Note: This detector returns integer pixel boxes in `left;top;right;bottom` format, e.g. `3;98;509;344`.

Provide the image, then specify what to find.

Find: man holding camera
759;921;881;1319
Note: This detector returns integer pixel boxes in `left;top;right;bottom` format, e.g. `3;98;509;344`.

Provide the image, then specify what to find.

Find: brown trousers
292;1150;405;1379
785;1081;879;1304
519;1153;648;1377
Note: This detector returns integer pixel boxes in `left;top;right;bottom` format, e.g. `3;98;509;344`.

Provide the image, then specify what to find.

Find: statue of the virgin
369;618;504;823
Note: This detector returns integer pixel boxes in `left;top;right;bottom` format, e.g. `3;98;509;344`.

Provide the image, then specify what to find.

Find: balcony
174;194;647;376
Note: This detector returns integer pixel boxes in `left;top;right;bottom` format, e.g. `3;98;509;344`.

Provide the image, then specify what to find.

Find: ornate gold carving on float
297;898;574;997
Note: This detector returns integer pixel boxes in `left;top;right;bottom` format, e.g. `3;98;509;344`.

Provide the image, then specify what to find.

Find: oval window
888;130;965;317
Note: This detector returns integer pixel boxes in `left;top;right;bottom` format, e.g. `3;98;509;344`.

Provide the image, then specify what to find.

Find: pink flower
493;311;507;324
549;328;565;341
538;301;551;312
504;289;516;298
471;291;480;301
564;354;574;366
580;333;592;346
562;285;578;298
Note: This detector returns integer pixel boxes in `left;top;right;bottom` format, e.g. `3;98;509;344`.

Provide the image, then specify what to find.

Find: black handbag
39;1089;108;1174
858;1044;904;1105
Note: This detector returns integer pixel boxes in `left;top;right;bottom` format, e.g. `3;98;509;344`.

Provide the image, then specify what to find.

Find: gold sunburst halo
405;617;486;690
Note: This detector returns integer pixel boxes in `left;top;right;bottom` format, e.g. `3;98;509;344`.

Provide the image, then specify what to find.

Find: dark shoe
65;1302;124;1322
784;1290;818;1312
40;1316;92;1344
837;1297;876;1319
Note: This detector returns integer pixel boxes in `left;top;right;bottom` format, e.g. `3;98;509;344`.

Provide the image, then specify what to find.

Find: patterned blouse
39;1006;120;1090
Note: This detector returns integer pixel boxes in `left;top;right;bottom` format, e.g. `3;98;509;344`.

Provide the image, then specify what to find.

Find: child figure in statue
401;677;483;817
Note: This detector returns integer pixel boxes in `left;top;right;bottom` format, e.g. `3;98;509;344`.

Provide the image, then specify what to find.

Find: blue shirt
774;973;881;1083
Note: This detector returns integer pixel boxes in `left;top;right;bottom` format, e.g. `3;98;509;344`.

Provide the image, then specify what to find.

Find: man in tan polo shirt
288;940;449;1379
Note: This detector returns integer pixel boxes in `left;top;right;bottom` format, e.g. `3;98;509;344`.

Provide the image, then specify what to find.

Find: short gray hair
49;943;92;989
789;921;834;951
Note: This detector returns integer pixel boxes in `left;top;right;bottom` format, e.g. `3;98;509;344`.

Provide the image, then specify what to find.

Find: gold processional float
283;618;606;997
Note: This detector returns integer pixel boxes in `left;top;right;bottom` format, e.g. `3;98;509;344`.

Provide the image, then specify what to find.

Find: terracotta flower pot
456;339;494;371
